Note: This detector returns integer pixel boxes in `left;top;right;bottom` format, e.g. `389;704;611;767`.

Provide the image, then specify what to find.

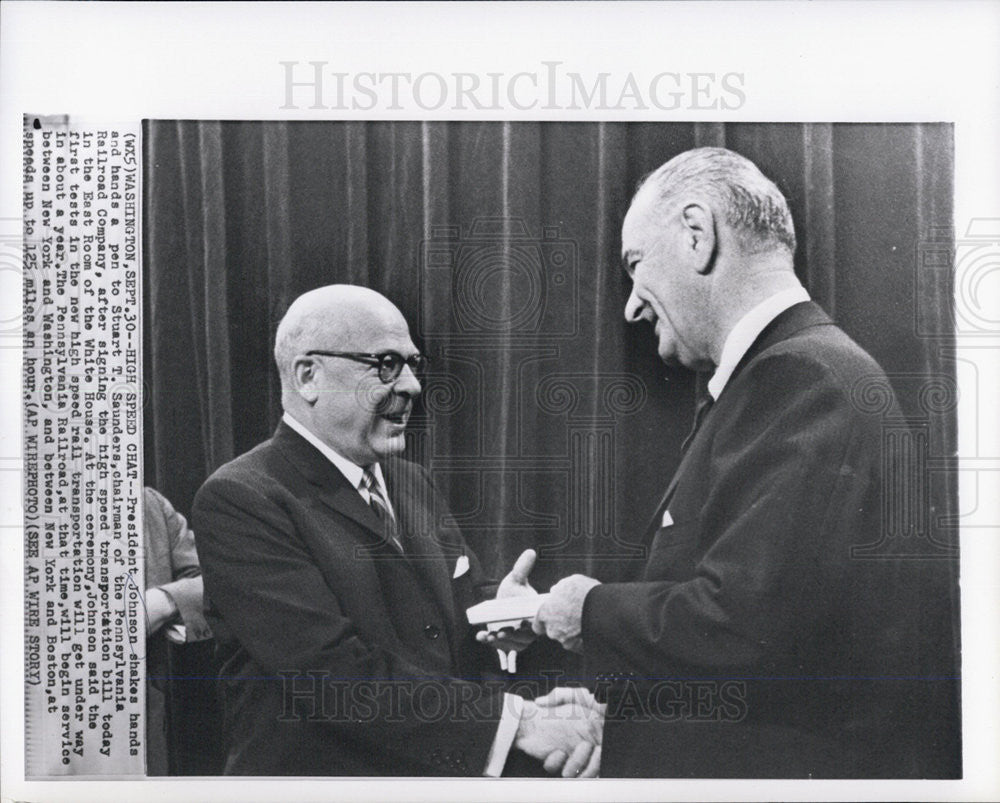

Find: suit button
423;624;441;640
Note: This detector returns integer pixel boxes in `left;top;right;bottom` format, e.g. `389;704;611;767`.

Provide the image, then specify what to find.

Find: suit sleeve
583;349;882;674
193;473;507;776
145;487;212;642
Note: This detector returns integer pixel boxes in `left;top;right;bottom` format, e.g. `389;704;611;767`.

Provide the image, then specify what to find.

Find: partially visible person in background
143;486;212;775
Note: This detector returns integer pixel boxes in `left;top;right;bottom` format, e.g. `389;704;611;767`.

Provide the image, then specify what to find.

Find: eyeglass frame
305;350;428;384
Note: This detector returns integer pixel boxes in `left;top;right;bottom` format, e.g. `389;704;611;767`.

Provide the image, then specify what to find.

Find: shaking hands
515;687;606;778
473;551;606;776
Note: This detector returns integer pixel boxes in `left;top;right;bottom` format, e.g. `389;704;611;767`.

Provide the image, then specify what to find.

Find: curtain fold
261;121;293;418
802;123;836;315
198;121;234;467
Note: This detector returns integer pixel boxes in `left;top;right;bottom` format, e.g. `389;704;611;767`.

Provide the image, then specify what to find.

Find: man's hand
532;574;601;653
535;686;605;712
475;549;539;653
144;587;178;636
533;687;607;776
514;696;604;778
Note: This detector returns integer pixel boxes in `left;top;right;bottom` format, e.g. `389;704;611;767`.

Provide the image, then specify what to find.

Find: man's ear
681;202;716;275
292;356;321;404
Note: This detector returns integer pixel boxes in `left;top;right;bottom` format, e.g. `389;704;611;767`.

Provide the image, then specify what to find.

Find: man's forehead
621;195;655;254
620;216;640;268
332;311;414;350
623;185;684;244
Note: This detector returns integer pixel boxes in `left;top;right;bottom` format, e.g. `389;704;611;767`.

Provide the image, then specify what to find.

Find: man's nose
624;288;647;324
394;364;422;397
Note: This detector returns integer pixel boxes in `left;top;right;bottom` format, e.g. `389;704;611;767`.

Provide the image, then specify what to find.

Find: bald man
192;285;602;776
531;148;957;777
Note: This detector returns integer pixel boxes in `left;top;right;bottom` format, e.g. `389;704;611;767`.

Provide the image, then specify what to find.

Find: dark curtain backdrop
142;121;959;771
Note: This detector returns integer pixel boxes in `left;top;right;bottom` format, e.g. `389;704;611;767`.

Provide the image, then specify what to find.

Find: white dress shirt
707;285;810;401
281;411;520;775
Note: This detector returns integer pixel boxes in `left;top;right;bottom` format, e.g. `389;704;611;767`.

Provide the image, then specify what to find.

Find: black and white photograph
141;120;961;780
2;3;998;802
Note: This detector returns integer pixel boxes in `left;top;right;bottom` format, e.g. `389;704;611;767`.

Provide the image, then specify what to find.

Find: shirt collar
707;285;810;400
282;411;387;495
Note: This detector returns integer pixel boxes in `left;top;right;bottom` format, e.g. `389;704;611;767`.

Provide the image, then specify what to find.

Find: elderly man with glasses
192;284;602;777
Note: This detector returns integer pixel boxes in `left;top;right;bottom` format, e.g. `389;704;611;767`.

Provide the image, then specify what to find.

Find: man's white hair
639;147;797;255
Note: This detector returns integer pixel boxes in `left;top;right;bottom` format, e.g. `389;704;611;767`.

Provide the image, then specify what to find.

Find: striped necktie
361;467;403;553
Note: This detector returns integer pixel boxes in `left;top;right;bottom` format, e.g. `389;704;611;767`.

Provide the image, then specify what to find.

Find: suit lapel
271;421;390;546
273;424;459;632
641;302;835;546
383;458;458;633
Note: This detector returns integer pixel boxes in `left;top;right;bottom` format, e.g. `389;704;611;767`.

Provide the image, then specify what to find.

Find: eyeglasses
306;350;428;384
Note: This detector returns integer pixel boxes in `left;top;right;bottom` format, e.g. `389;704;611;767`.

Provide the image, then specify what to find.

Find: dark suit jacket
583;302;959;778
192;422;506;776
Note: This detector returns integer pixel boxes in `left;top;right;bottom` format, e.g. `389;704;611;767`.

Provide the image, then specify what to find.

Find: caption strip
23;116;144;776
